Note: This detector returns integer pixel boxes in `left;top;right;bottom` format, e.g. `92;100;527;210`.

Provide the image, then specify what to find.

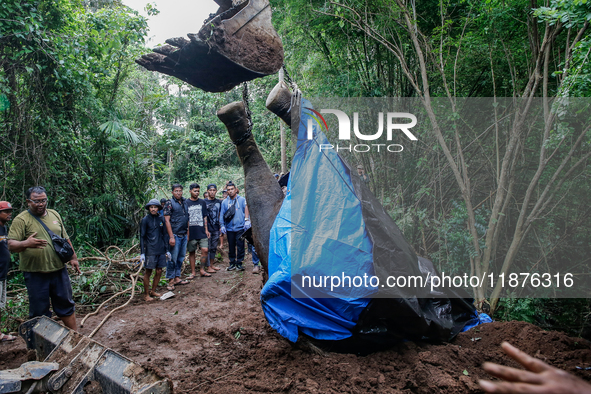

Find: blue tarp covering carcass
261;97;489;352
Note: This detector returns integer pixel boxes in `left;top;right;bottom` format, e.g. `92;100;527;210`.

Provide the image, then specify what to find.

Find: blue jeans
249;243;260;266
166;234;187;280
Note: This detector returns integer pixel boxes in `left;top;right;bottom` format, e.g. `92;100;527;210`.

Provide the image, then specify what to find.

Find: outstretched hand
479;342;591;394
26;232;47;249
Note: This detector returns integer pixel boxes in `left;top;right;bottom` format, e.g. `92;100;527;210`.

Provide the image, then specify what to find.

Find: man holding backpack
220;182;250;271
7;186;80;330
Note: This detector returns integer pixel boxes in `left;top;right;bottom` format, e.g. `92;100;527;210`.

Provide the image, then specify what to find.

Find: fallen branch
87;261;144;338
77;256;139;263
80;287;132;328
78;243;141;332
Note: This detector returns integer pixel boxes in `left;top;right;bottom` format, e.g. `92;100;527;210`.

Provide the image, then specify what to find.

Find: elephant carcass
219;83;483;351
135;0;283;92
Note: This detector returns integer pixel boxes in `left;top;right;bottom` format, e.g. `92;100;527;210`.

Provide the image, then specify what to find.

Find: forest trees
0;0;155;244
273;0;591;311
0;0;289;246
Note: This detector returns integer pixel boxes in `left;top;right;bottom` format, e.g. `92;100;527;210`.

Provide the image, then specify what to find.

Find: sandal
175;280;190;285
166;284;175;291
0;333;17;342
186;274;196;280
200;272;212;277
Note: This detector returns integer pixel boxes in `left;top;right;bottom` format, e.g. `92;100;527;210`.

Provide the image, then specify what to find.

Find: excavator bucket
0;316;172;394
135;0;284;92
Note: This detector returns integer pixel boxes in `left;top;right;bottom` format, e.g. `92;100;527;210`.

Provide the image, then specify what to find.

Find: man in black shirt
140;199;170;301
163;184;189;290
0;201;16;341
205;184;222;272
219;189;228;252
186;184;210;278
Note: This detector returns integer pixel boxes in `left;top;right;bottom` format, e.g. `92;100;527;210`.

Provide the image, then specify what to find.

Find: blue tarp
260;98;487;345
462;313;493;332
261;99;371;342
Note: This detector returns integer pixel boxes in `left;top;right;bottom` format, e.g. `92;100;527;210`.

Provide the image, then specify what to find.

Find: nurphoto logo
305;107;418;153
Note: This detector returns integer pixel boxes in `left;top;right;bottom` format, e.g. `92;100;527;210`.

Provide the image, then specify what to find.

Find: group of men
0;181;259;342
1;186;80;342
140;182;260;302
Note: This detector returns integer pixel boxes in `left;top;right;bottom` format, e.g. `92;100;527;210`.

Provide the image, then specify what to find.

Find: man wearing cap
220;182;250;271
8;186;80;330
205;184;222;272
140;199;171;301
0;201;16;341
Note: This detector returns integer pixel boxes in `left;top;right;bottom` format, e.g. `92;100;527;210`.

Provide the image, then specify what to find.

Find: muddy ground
2;249;591;393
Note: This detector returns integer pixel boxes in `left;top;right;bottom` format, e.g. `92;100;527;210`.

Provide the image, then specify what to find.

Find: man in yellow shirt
8;186;80;330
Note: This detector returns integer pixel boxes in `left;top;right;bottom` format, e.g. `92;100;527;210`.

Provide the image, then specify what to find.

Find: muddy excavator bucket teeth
11;316;172;394
136;0;283;92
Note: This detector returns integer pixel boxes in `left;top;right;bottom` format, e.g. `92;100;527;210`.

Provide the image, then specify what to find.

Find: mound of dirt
2;251;591;393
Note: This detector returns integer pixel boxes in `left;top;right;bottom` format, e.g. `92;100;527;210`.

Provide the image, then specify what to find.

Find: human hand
244;219;251;230
479;342;591;394
206;230;211;239
70;259;81;275
25;232;47;249
220;226;226;235
169;237;176;247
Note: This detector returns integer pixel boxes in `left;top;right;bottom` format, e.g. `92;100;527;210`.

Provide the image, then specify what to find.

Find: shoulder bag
29;211;75;263
223;200;236;224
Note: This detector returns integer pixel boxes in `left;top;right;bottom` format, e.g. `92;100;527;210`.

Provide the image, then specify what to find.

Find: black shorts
145;255;166;270
23;267;75;318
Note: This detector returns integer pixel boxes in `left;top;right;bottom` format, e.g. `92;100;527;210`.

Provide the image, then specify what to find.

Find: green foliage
497;298;591;338
0;0;152;246
536;0;591;96
1;272;28;333
433;201;489;275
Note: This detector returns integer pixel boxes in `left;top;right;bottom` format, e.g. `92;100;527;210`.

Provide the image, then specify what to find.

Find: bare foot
206;268;216;273
150;291;162;297
144;295;154;302
211;265;221;271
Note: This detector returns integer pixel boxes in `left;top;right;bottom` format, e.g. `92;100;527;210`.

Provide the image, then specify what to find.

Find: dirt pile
2;253;591;393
